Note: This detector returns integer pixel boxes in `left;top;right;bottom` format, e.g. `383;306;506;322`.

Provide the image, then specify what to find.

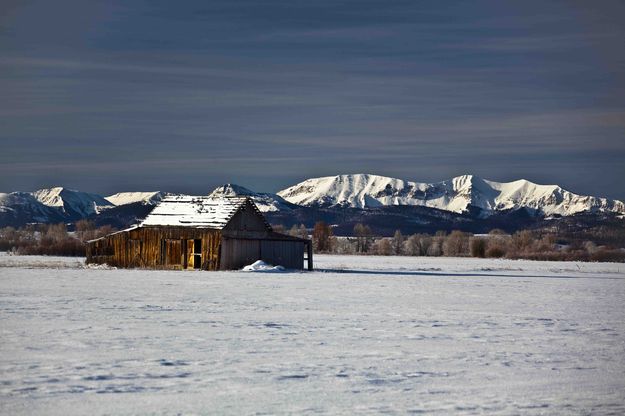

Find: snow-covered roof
140;195;251;229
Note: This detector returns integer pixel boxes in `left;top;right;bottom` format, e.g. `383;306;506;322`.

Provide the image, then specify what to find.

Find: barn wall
86;227;222;270
220;238;305;270
219;238;260;270
260;240;305;270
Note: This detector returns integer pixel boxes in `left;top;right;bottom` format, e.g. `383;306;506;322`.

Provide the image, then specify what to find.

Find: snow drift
242;260;286;272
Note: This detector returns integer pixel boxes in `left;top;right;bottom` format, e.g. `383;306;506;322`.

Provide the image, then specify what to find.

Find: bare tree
373;238;393;255
511;230;533;254
443;230;470;256
428;236;443;256
75;219;96;242
298;224;309;240
313;221;333;252
289;224;309;240
403;234;421;256
288;224;299;237
354;223;373;253
392;230;404;255
470;237;487;258
334;237;357;254
272;224;286;234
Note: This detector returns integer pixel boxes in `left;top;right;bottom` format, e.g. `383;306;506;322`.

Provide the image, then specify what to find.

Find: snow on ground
0;252;85;269
0;254;624;415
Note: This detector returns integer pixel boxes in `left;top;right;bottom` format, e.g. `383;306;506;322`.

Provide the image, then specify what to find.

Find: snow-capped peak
207;183;295;212
0;192;67;225
277;173;625;217
106;191;166;206
209;184;259;198
32;187;113;218
277;174;410;209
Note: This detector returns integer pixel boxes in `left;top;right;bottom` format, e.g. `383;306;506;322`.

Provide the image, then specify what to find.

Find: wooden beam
307;241;313;271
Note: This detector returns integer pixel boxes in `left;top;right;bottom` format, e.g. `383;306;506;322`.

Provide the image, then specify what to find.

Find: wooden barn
86;196;312;271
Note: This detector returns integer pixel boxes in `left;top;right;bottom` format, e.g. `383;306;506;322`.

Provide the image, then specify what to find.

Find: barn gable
222;199;272;234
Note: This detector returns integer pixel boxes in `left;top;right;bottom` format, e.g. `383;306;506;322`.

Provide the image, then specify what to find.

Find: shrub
590;248;625;263
470;238;487;258
0;223;117;257
443;230;470;256
485;246;506;258
373;238;393;255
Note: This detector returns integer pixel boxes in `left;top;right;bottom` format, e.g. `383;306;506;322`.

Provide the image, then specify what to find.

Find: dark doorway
193;238;202;269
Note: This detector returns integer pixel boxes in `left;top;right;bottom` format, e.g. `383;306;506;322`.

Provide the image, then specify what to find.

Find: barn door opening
193;239;201;269
186;239;202;269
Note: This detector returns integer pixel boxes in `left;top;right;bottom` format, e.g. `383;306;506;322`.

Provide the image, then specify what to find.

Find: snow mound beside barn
242;260;286;272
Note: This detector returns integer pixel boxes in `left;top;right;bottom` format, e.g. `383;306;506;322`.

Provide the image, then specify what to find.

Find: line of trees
2;219;623;263
286;222;625;263
0;221;115;256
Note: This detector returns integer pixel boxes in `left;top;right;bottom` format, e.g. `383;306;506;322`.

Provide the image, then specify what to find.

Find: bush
511;230;534;253
485;246;506;258
373;238;393;255
443;230;470;256
590;248;625;262
470;238;487;258
0;223;117;257
427;239;443;256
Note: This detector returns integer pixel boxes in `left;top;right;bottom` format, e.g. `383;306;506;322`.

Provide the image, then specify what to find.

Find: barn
86;196;313;271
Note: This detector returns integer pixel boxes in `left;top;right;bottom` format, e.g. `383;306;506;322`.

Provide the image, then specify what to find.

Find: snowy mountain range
277;174;625;218
1;174;623;230
0;188;167;227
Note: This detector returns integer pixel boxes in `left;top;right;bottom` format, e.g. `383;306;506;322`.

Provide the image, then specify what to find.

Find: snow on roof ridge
140;195;254;229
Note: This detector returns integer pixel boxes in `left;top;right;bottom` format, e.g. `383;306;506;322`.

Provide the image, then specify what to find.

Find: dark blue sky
1;1;624;198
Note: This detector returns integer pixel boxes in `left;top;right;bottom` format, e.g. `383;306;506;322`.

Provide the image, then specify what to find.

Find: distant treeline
2;220;624;263
274;222;625;263
0;221;115;257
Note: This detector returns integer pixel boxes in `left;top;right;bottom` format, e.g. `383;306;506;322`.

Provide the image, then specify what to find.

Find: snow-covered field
1;253;624;415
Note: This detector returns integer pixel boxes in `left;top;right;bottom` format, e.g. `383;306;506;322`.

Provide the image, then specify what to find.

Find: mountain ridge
32;187;113;219
105;191;167;206
277;173;625;217
1;175;623;230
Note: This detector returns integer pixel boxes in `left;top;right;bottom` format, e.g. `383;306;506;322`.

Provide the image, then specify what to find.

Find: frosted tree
298;224;309;240
373;238;393;255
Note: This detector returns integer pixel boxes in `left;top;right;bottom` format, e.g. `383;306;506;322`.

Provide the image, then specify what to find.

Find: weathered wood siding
260;240;305;269
222;200;271;233
86;198;312;271
220;238;260;270
86;226;222;270
219;238;305;270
